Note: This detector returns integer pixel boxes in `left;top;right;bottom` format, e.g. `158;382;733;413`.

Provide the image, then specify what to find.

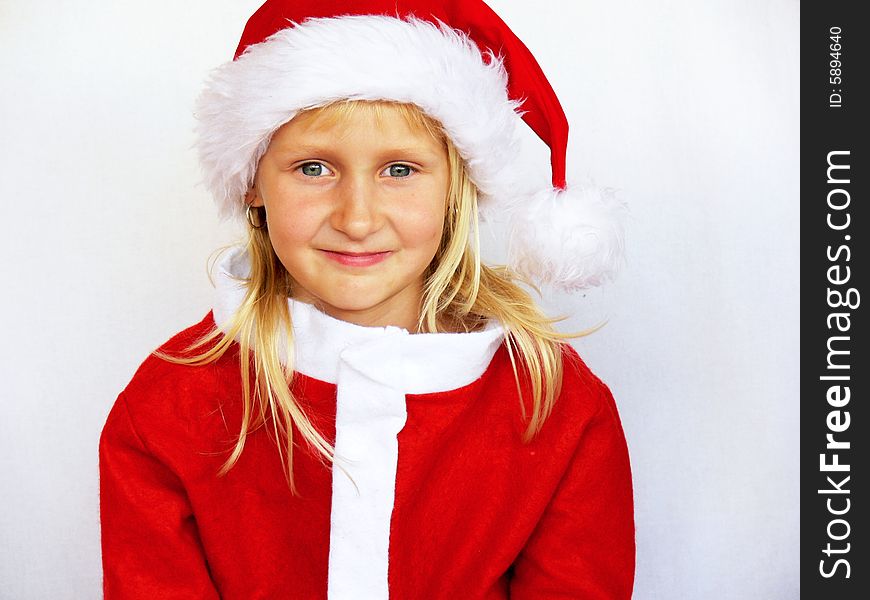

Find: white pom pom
507;185;627;291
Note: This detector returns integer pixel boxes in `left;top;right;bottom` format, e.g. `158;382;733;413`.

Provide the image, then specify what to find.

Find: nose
330;174;383;240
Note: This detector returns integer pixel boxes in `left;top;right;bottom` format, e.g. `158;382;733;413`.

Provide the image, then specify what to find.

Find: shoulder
560;341;624;422
482;339;619;442
559;342;620;411
511;340;615;414
559;342;609;396
122;311;232;395
539;341;623;440
108;312;241;454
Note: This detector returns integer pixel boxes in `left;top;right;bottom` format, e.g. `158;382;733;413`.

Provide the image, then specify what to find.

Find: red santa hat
195;0;626;291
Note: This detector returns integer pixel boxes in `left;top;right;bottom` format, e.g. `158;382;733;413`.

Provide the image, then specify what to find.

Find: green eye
299;162;331;177
386;164;414;178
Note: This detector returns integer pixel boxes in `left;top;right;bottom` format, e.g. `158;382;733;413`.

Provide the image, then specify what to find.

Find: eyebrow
274;144;442;161
374;147;442;161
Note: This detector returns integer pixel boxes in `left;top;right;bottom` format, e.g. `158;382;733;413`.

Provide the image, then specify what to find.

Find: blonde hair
161;100;597;493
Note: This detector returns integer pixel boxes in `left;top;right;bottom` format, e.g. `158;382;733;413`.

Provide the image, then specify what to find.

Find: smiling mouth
320;249;393;266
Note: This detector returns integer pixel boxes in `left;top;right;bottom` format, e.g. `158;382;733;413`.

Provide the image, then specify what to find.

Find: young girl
99;1;634;598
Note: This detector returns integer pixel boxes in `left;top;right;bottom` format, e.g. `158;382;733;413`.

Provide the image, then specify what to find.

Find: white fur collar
212;246;506;393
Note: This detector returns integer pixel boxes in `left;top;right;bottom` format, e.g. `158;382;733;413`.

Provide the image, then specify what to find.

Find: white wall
0;1;798;598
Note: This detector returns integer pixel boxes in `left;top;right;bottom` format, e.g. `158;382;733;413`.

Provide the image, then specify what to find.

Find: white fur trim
507;186;628;291
211;246;251;332
195;15;523;222
211;246;505;597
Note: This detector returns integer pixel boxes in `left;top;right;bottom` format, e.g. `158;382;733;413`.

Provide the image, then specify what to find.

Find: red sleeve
509;381;636;599
99;393;221;600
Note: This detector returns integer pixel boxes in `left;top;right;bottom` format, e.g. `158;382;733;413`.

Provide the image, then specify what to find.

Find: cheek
266;217;318;283
396;188;448;248
265;199;325;248
257;170;327;243
397;207;445;250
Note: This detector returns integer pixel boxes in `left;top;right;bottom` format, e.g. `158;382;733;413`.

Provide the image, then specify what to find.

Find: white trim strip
328;333;408;599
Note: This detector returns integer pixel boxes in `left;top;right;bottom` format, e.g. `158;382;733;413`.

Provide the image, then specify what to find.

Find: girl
99;1;635;598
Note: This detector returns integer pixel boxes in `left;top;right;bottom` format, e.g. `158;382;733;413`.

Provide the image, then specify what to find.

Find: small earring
246;204;266;229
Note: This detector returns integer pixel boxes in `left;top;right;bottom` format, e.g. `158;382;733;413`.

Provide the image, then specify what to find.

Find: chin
324;295;386;313
309;284;393;310
291;268;423;323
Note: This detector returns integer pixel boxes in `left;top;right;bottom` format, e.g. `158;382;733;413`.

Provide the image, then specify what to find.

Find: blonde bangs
297;100;447;146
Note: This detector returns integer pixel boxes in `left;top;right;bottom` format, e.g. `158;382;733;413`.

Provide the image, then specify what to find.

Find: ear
245;185;264;208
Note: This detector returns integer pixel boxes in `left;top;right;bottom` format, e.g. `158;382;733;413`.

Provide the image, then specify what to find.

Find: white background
0;1;799;598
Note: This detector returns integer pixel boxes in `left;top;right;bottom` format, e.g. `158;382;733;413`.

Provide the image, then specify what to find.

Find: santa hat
195;0;625;291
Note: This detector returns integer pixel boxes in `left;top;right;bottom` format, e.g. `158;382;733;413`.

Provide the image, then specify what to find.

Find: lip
320;250;393;267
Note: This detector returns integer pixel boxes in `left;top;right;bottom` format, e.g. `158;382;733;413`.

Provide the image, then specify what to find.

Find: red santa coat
99;249;635;599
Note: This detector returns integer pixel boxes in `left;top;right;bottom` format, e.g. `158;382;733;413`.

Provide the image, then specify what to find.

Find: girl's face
249;104;450;330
